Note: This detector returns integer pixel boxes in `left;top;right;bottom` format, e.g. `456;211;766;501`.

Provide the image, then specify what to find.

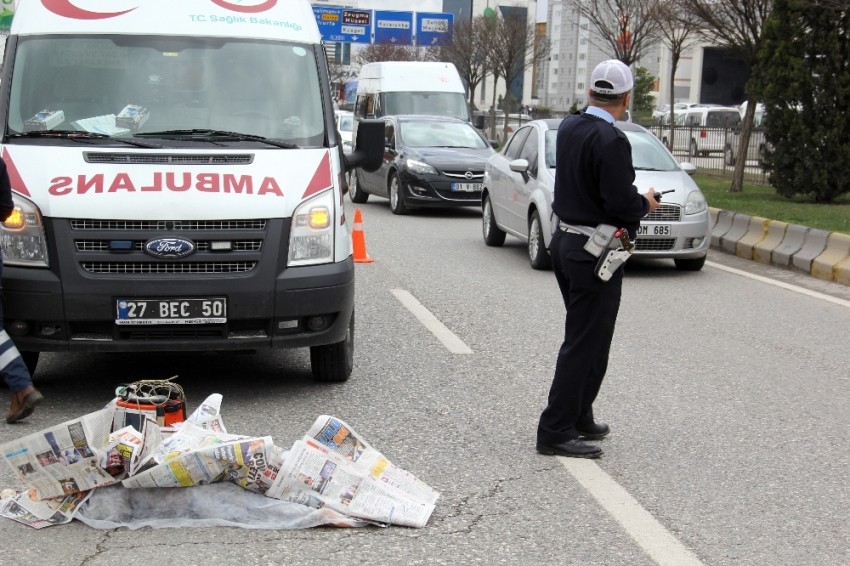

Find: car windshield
399;121;488;149
6;35;326;146
624;131;680;172
545;129;557;168
383;92;469;121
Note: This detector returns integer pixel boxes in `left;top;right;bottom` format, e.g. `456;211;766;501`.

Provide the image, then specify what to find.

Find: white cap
590;60;633;95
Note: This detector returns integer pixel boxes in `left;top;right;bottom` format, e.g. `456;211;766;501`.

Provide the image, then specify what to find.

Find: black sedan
349;115;497;214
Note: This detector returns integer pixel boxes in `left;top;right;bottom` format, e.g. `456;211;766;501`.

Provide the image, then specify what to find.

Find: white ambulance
0;0;382;381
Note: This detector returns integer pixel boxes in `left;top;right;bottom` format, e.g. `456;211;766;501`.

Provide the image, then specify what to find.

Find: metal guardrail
643;124;771;186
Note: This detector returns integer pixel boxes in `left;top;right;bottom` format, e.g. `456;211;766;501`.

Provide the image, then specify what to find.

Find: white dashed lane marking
391;289;473;354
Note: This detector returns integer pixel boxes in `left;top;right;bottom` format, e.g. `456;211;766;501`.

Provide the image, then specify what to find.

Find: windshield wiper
134;129;299;148
7;130;162;148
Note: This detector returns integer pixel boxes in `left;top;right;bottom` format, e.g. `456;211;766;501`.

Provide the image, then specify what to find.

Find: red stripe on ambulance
301;151;332;200
2;148;31;197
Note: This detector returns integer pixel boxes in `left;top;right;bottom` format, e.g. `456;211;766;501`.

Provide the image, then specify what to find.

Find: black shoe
536;439;602;459
577;422;609;440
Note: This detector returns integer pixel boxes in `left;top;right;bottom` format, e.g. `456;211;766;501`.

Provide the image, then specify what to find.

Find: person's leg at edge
537;232;622;455
1;297;43;423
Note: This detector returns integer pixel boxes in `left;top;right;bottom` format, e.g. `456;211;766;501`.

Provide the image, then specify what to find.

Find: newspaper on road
0;393;439;529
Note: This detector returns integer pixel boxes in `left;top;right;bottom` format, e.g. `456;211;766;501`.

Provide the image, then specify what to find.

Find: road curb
708;207;849;287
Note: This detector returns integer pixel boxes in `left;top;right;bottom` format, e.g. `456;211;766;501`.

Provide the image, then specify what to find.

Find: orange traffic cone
351;208;374;263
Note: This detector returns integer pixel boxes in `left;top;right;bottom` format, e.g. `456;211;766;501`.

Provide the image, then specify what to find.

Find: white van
663;104;740;157
353;61;469;122
0;0;382;381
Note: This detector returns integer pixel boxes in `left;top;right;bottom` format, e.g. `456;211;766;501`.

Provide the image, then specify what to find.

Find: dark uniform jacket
0;160;14;222
552;111;649;239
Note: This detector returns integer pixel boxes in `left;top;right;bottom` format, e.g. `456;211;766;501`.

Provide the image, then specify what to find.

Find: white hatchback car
482;119;711;271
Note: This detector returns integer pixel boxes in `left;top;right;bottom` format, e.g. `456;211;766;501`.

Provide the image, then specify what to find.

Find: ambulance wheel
349;170;369;203
21;351;39;377
310;312;354;382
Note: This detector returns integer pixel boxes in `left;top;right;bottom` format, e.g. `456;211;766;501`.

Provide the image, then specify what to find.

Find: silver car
481;119;711;271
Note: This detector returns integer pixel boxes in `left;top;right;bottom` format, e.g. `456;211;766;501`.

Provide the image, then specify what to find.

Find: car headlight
1;193;49;267
288;190;334;267
685;190;707;215
406;159;438;175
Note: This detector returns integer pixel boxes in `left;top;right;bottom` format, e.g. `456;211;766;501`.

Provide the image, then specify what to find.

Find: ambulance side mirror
345;119;384;173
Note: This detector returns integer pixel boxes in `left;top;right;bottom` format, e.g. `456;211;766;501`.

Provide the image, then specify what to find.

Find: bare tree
680;0;773;192
653;1;701;150
353;43;423;67
429;16;492;118
489;13;550;140
565;0;661;66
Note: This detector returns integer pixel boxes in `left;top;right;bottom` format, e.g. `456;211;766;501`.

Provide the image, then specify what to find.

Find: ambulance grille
70;219;266;230
81;262;256;274
83;153;254;165
76;240;262;252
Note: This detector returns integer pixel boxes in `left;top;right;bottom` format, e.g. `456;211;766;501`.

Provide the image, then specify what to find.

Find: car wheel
310;311;354;382
528;209;551;270
482;194;506;247
674;256;706;271
21;351;39;377
389;173;410;215
349;170;369;204
689;139;698;157
724;145;736;166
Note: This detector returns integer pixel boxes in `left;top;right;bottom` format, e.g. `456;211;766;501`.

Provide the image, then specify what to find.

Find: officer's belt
558;222;596;237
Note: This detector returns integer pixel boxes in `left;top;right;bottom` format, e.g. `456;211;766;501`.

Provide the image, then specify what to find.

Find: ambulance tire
349;170;369;204
310;311;354;382
21;351;39;377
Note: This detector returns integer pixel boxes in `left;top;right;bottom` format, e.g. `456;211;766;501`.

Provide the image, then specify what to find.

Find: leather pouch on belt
594;227;634;282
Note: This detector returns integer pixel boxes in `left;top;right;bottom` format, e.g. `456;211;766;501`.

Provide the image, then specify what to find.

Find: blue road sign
374;10;413;45
312;6;371;44
416;12;454;46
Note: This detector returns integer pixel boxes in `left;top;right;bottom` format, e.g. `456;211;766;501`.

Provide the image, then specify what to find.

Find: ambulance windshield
5;35;326;147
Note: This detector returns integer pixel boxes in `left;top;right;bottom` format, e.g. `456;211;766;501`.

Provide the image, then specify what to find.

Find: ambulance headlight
288;190;334;267
1;194;49;267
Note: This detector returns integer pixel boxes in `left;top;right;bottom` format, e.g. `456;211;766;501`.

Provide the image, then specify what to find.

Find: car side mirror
679;162;697;176
509;158;529;175
345;119;384;173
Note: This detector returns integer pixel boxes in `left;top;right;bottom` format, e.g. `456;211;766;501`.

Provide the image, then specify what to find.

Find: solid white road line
560;459;706;566
391;289;473;354
707;261;850;309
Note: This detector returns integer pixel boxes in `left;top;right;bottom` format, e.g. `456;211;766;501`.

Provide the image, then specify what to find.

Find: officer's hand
645;188;661;213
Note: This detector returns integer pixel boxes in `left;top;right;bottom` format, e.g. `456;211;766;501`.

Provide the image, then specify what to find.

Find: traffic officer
537;59;660;458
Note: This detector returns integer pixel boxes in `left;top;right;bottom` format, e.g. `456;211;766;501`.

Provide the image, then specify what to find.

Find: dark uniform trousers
537;229;623;445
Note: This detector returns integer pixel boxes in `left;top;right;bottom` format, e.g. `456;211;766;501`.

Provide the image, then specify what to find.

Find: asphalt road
1;199;848;565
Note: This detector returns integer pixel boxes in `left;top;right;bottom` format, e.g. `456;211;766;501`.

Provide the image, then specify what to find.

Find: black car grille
646;204;682;222
69;218;267;277
634;238;676;251
442;170;485;180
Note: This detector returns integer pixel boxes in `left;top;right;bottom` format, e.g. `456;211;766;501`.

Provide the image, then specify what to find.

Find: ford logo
144;237;196;259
